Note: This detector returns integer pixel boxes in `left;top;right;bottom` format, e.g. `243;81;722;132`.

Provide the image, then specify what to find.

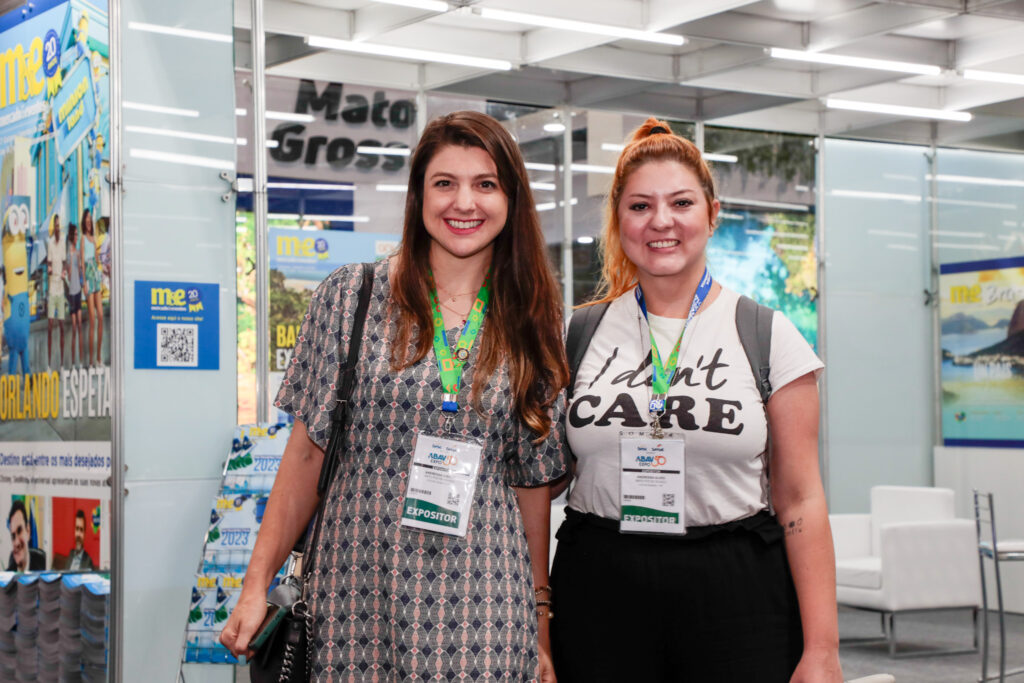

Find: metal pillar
561;107;574;310
251;0;270;422
816;134;830;501
108;0;124;678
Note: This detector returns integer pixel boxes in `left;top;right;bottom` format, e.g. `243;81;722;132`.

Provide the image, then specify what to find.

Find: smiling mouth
446;218;484;231
648;240;679;249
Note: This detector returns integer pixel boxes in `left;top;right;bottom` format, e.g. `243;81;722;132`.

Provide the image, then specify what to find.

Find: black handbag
250;262;375;683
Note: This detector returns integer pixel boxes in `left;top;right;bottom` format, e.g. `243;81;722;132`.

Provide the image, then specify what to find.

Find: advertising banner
0;441;110;572
0;0;112;572
939;256;1024;447
0;0;112;434
133;280;220;370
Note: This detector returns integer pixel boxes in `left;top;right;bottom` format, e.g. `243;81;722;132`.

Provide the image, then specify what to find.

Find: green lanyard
635;267;713;414
430;271;491;413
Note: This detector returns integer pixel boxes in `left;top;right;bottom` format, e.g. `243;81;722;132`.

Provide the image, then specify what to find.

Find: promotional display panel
0;0;112;575
184;423;289;665
939;256;1024;447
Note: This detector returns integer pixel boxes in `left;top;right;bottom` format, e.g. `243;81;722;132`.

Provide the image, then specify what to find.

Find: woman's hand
218;590;268;661
789;645;842;683
537;642;556;683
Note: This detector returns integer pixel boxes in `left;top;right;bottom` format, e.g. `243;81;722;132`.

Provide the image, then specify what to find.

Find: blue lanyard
635;267;713;414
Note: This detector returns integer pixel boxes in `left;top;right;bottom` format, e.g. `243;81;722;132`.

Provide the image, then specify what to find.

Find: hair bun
648;125;669;136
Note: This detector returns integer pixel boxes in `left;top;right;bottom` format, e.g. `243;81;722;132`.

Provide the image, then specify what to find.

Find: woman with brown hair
81;208;103;366
550;118;841;682
222;110;567;681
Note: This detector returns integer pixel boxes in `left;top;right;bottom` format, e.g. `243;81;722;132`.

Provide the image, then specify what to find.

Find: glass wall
822;138;933;513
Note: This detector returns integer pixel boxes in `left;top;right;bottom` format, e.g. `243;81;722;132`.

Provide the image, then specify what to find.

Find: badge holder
400;403;483;538
618;403;687;535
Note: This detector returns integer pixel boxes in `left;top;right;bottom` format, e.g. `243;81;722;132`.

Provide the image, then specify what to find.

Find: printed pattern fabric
275;260;566;682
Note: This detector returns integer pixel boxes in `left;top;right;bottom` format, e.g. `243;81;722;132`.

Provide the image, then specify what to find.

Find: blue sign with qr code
134;281;220;370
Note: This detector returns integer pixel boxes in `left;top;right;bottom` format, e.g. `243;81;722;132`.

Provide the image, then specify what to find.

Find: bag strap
735;294;775;512
735;295;773;405
302;262;374;582
566;301;610;399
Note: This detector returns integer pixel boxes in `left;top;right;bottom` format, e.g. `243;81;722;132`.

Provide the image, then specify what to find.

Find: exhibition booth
0;0;1022;679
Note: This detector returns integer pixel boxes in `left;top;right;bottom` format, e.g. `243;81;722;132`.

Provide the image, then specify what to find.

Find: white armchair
831;485;981;656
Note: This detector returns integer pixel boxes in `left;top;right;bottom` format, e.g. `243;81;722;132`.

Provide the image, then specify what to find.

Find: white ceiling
234;0;1024;150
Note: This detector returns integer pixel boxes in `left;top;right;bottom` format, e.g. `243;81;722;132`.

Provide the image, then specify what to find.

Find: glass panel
706;126;818;347
822;138;933;512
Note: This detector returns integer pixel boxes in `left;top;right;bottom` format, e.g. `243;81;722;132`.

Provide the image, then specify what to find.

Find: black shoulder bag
250;262;375;683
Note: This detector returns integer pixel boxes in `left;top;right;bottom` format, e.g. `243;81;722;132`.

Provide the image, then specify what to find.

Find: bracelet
534;585;552;597
535;605;554;619
535;599;552;607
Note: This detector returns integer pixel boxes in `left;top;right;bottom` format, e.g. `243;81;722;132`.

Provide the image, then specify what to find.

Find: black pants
550;509;803;683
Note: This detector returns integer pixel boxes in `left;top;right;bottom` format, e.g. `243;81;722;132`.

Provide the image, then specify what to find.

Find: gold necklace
436;284;479;305
438;298;472;325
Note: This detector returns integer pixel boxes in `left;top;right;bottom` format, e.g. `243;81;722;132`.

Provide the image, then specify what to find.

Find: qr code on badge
662;493;675;507
157;323;199;367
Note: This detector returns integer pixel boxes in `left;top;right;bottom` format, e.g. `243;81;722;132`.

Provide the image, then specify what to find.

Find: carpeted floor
839;607;1024;682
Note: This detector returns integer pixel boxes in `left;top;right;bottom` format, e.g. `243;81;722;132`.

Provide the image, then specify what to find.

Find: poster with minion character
0;0;111;443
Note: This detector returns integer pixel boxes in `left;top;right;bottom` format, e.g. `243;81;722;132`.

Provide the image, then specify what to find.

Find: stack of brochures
58;574;85;682
37;573;62;681
15;573;39;681
0;573;16;680
79;578;108;683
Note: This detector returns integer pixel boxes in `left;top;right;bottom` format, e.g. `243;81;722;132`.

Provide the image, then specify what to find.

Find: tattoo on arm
784;517;804;536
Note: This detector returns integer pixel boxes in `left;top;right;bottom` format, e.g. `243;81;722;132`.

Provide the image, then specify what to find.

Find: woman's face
421;144;508;265
617;159;719;283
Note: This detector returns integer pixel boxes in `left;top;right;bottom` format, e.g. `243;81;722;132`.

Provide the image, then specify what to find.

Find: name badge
619;434;686;535
401;434;482;537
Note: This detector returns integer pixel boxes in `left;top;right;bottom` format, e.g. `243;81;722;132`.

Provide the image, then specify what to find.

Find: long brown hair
590;117;717;306
391;111;568;439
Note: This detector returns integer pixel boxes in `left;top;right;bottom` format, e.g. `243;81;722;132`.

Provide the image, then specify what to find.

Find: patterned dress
275;260;566;682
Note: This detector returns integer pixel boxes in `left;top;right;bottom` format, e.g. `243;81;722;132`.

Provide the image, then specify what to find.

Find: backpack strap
735;294;775;512
566;301;610;399
735;295;773;405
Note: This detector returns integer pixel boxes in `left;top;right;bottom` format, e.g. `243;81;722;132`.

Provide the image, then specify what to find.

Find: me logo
314;237;329;260
428;452;457;467
151;287;186;307
635;454;667;467
186;287;204;313
276;235;328;259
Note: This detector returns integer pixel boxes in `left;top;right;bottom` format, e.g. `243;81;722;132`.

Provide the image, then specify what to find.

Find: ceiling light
831;189;922;202
268;182;356;191
235;138;280;148
704;153;738;163
123;101;199;118
126;125;237;145
886;243;918;252
601;143;624;152
824;98;971;122
306;35;513;71
962;69;1024;87
543;123;566;133
129;148;234;171
936;242;999;252
720;196;810;212
267;111;315;123
370;0;448;11
769;48;941;75
301;214;370;223
376;184;407;192
530;182;557;191
576;236;595;244
928;174;1024;188
535;198;579;212
235;108;246;116
525;162;557;172
572;163;614;174
128;21;232;43
475;7;685;46
356;146;411;156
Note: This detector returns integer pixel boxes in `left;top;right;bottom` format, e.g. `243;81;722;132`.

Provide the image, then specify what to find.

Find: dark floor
839;607;1024;682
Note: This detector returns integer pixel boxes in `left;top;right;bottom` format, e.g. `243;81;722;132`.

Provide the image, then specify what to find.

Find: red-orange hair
589;117;717;306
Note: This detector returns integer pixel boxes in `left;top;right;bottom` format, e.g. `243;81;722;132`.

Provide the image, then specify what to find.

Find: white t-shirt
48;231;65;288
566;286;823;527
